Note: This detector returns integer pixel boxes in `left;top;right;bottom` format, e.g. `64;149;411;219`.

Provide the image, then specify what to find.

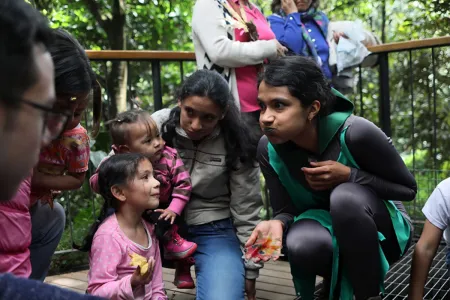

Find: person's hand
154;208;177;224
281;0;298;15
245;278;257;300
333;31;348;43
275;41;288;57
302;160;351;191
245;220;284;262
130;257;155;289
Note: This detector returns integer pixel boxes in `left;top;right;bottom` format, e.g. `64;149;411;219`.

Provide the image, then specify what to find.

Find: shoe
174;256;196;289
163;225;197;260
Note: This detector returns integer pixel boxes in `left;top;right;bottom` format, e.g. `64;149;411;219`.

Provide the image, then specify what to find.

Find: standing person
0;0;103;298
268;0;345;80
192;0;287;134
152;69;263;300
247;56;416;300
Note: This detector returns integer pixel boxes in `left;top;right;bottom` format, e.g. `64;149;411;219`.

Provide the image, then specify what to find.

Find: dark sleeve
0;273;105;300
345;117;417;201
257;136;297;228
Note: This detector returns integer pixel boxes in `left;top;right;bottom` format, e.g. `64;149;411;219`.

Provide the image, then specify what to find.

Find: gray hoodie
152;108;263;279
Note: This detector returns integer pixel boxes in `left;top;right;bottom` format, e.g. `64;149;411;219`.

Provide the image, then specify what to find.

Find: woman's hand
333;31;348;43
245;279;257;300
245;220;284;262
281;0;298;15
275;41;288;57
130;257;155;289
302;161;351;191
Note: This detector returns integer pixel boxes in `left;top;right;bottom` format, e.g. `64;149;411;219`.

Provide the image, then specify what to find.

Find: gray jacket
152;109;263;279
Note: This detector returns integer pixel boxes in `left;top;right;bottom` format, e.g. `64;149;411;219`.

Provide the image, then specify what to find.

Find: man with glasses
0;1;102;298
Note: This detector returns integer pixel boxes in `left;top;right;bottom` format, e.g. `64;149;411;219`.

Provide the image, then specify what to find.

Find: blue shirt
0;273;105;300
268;12;332;80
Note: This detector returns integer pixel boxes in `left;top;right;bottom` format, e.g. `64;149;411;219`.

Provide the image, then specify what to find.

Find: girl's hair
76;153;149;251
49;29;102;137
259;56;335;117
161;69;258;169
105;109;158;146
271;0;320;13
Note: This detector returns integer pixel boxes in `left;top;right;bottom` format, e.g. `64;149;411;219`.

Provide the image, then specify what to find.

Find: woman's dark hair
271;0;320;14
259;56;335;117
49;29;102;137
106;109;157;146
0;0;53;104
76;153;148;251
161;69;258;168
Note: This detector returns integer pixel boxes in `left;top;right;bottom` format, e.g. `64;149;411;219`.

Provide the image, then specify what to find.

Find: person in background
409;178;450;300
268;0;345;81
192;0;287;135
0;0;103;298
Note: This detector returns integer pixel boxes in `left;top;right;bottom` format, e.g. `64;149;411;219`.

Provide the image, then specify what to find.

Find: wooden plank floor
45;260;316;299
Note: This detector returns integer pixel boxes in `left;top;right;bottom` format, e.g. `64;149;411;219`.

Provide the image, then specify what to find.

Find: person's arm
192;0;277;68
32;170;86;191
229;159;264;279
267;13;305;54
0;273;105;300
257;136;296;230
167;148;192;216
89;155;112;194
409;220;443;300
149;239;167;300
87;234;135;299
346;117;417;201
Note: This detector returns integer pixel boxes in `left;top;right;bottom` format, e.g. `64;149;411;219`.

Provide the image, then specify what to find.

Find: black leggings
286;182;403;300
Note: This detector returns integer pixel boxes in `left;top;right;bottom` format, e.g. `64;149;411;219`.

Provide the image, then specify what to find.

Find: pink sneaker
174;257;195;289
163;225;197;260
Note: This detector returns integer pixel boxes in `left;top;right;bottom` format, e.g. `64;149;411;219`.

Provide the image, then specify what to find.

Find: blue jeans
29;201;66;281
188;218;245;300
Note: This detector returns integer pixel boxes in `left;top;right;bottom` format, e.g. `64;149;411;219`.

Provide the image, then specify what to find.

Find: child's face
126;121;165;163
54;92;90;131
124;159;160;210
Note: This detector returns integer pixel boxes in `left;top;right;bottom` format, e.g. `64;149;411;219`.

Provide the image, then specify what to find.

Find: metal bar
152;60;163;111
127;60;132;109
408;50;418;231
358;65;364;117
179;60;185;83
431;47;438;185
378;52;392;137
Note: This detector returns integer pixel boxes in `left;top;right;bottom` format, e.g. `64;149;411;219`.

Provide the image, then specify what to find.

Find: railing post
378;52;392;137
152;60;162;111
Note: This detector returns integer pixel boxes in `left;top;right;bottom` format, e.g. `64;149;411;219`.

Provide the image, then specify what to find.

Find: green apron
267;89;411;300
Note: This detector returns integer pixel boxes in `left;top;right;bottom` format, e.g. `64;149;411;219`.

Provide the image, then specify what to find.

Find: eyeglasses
20;98;70;141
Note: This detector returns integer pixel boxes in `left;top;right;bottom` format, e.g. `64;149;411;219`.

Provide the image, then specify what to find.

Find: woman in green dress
246;56;417;300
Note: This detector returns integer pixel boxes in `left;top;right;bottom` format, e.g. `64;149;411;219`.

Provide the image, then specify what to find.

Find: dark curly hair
271;0;320;14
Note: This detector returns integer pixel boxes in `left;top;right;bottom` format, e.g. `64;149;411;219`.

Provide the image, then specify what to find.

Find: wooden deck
45;260;313;299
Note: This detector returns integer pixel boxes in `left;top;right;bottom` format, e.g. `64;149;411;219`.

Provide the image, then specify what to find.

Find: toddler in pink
82;153;167;300
89;109;197;289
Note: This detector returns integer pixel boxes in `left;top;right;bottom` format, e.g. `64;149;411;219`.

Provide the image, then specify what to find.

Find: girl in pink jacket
81;153;167;300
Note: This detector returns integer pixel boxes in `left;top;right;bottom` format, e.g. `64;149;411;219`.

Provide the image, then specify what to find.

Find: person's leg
188;218;245;300
29;201;66;281
330;182;401;300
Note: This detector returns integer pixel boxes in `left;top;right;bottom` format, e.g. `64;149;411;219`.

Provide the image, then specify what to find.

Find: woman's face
258;81;310;144
178;96;223;141
295;0;313;12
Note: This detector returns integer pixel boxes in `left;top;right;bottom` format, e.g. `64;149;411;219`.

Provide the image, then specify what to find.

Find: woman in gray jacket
152;69;263;300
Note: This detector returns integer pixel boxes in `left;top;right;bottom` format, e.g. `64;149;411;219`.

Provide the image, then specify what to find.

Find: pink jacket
0;177;32;277
87;214;167;300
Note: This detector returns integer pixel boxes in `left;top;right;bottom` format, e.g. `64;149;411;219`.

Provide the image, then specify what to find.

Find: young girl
81;153;166;299
29;29;101;280
89;109;197;289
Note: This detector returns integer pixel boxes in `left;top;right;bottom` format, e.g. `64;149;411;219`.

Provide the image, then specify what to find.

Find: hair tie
70;96;77;102
111;144;120;153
